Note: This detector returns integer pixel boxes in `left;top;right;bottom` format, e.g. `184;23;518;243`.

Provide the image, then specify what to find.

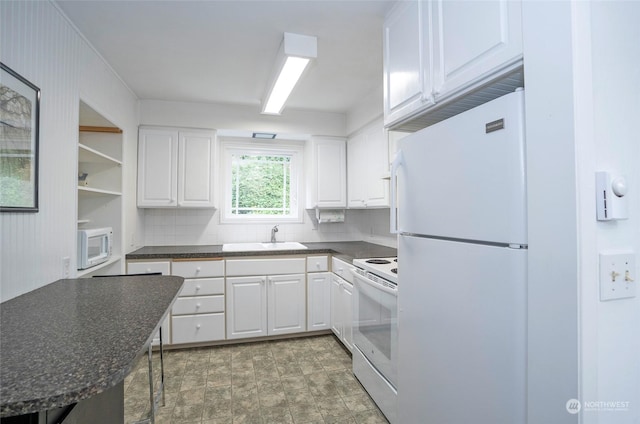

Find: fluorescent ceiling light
263;57;310;115
262;33;317;115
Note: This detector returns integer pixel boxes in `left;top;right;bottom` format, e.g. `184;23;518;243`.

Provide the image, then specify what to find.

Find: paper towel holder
315;208;345;224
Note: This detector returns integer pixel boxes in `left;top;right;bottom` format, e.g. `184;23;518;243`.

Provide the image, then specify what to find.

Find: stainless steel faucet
270;225;279;243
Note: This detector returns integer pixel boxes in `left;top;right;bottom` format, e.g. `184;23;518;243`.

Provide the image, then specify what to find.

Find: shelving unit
76;101;124;277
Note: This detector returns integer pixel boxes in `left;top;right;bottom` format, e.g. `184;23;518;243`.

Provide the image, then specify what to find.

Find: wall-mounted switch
596;171;629;221
600;252;636;301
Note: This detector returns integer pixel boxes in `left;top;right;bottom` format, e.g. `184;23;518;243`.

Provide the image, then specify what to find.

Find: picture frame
1;62;40;212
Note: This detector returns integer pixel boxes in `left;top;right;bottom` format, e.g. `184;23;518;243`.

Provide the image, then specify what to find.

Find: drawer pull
196;324;201;330
195;285;201;291
146;268;151;273
196;267;201;273
196;303;201;309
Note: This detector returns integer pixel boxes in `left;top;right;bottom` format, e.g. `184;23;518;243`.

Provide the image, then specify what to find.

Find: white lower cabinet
171;260;226;345
226;273;306;340
331;273;354;352
307;272;331;331
171;278;226;344
126;260;172;346
226;276;267;339
268;274;307;336
172;313;225;345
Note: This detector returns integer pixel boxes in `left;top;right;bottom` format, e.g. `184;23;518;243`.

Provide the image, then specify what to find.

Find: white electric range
350;257;398;424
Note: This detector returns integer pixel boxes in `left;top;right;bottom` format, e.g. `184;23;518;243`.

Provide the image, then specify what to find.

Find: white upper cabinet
383;0;433;126
137;127;216;208
432;0;523;101
384;0;523;129
177;131;216;207
305;136;347;209
347;118;390;208
137;128;178;207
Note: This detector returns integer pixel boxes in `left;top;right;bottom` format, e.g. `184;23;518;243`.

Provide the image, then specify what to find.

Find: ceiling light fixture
262;32;317;115
252;132;277;139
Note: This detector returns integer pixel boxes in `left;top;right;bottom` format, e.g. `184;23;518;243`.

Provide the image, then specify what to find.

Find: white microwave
77;227;113;270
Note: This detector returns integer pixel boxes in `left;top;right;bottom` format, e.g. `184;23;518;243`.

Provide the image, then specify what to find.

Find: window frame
219;138;304;224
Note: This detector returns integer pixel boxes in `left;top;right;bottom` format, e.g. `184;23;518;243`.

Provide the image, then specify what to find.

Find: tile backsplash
142;208;396;247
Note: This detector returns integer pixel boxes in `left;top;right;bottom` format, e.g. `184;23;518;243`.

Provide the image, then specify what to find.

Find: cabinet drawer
332;257;354;283
226;258;305;276
127;261;170;275
172;259;224;278
171;313;225;344
307;255;329;272
172;295;225;315
180;277;224;296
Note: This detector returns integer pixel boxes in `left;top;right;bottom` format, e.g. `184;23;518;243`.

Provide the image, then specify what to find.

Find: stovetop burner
366;259;392;264
353;257;398;284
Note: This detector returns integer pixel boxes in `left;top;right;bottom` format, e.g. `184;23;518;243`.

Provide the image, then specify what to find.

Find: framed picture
1;62;40;212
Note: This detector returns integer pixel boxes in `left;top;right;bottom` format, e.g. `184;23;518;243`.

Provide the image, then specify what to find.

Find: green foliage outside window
230;154;291;216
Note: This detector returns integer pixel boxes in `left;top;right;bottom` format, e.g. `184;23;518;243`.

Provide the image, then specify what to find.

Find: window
221;140;303;223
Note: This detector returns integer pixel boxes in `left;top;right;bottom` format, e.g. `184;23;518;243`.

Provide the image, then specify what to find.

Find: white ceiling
57;0;396;115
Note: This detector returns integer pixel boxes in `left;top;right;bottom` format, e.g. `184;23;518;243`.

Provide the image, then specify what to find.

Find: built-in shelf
78;186;122;196
77;255;122;278
77;101;124;277
78;143;122;165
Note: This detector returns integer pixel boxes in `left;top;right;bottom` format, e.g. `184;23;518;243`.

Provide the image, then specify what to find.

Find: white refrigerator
392;89;527;423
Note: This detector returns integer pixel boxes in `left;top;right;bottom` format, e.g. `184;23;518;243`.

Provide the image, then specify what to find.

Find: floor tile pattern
124;334;389;424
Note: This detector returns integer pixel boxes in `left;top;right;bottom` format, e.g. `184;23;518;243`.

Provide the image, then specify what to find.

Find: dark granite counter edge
0;276;184;417
125;241;397;264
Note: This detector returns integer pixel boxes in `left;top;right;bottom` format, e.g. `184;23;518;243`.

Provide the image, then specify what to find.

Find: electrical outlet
62;256;71;278
600;252;636;301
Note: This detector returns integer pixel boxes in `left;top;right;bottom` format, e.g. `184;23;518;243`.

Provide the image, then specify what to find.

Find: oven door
352;269;398;388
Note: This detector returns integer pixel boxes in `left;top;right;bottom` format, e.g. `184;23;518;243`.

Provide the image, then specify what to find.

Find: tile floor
124;334;389;424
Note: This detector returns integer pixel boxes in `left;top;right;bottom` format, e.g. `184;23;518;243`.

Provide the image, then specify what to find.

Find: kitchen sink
222;242;308;252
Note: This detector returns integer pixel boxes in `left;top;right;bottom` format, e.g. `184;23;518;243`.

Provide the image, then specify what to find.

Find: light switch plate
600;252;636;301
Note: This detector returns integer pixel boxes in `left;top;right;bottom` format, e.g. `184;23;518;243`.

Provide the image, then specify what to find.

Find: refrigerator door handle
390;150;404;234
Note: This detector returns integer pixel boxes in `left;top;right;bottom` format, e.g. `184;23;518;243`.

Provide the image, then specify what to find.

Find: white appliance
391;89;527;423
77;227;113;270
351;257;398;423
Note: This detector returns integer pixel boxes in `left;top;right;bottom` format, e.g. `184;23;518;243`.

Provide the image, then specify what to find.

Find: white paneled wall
1;2;138;301
143;208;396;247
1;1;81;301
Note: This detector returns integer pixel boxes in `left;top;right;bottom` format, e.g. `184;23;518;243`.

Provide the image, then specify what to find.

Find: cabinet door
432;0;522;100
347;133;366;208
342;281;354;352
364;123;390;208
347;120;390;208
330;274;344;339
315;138;347;208
267;274;306;336
383;0;433;127
307;272;331;331
226;276;267;339
178;131;216;207
137;128;178;207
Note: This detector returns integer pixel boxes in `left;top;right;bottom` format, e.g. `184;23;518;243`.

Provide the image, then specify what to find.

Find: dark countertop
125;241;397;264
0;275;184;417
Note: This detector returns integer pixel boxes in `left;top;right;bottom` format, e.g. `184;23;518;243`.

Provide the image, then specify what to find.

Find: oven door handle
350;268;398;297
